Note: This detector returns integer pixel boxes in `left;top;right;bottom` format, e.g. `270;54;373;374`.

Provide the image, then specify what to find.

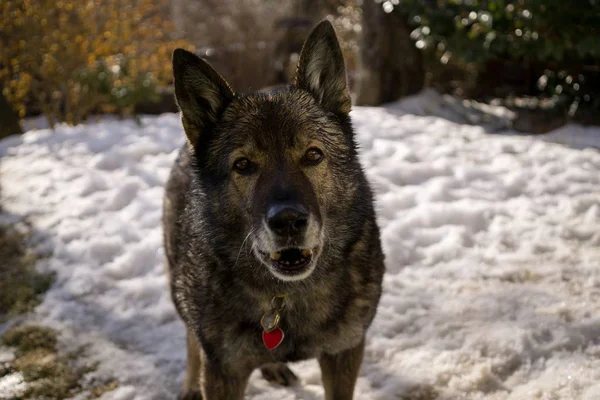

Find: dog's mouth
270;248;312;271
257;247;316;280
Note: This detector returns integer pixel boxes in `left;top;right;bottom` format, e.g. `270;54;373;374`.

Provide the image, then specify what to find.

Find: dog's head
173;21;360;282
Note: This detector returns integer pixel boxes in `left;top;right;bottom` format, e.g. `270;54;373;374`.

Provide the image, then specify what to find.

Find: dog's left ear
293;20;351;115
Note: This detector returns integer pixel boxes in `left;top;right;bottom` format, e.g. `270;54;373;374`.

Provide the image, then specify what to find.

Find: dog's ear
172;48;234;144
293;20;351;115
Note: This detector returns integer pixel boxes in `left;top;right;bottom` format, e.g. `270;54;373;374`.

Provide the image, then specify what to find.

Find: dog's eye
233;158;253;174
303;148;324;165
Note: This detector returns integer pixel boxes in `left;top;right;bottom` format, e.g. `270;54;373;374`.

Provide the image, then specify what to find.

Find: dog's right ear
172;49;234;145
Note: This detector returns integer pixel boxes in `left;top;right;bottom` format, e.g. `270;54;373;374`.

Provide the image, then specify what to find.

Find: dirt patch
1;325;118;399
0;217;117;398
0;222;53;323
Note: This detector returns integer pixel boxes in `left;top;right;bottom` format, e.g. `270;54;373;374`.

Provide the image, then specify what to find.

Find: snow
1;92;600;399
0;372;26;398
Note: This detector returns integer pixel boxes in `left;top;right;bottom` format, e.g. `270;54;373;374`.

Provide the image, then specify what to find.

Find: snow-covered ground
1;92;600;399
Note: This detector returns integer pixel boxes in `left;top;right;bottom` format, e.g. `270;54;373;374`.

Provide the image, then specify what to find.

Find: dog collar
260;293;287;350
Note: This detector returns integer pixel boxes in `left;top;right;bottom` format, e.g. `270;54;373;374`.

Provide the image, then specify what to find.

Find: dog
163;20;385;400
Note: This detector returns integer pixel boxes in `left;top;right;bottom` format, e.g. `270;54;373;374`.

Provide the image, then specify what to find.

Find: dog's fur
163;21;385;400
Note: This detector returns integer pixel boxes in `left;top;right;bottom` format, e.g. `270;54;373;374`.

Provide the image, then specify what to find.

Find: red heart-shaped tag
262;328;284;350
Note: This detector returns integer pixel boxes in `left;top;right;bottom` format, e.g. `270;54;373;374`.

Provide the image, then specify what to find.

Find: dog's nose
266;203;309;237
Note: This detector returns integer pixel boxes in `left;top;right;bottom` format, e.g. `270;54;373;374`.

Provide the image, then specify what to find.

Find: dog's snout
266;203;309;237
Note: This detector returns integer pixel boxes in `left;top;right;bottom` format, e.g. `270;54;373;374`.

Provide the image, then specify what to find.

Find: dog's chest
220;296;366;367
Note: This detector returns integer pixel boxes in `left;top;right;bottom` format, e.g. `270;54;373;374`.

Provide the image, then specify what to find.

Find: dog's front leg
318;338;365;400
179;329;202;399
200;355;250;400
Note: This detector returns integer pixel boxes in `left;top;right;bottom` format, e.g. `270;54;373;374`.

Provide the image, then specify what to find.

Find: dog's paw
177;390;202;400
260;363;299;386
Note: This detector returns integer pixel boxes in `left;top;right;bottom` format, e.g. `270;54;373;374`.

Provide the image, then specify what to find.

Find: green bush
75;56;160;117
406;0;599;62
392;0;600;115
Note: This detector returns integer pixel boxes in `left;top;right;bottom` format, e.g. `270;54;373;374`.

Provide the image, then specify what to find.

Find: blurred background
1;0;599;137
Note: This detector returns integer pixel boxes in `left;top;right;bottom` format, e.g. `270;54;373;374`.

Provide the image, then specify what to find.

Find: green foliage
75;55;160;116
405;0;600;63
388;0;600;115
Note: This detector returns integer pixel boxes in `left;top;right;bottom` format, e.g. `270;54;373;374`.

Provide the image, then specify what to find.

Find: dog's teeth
270;252;281;260
302;249;313;257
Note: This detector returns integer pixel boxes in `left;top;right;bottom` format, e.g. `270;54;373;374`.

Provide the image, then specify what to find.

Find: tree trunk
0;91;22;138
355;1;424;106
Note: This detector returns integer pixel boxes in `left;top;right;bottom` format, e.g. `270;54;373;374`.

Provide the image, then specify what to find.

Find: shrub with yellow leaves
0;0;192;128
